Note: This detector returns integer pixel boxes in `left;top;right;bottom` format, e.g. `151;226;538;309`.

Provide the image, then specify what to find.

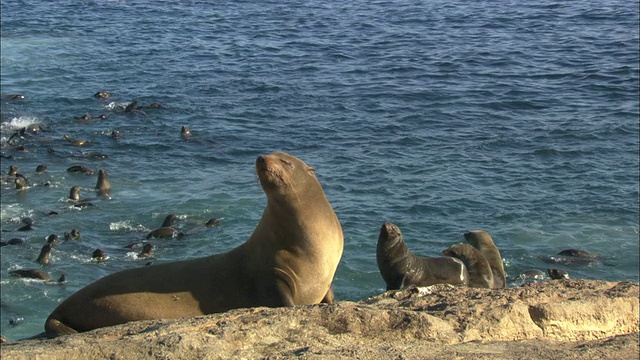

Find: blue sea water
0;0;638;341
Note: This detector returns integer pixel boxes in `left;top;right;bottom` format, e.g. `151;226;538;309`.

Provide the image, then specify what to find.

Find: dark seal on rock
376;222;468;290
548;268;570;280
442;243;494;289
464;230;506;289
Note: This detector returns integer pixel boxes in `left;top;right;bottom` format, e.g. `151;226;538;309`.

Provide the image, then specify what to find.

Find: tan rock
1;279;638;359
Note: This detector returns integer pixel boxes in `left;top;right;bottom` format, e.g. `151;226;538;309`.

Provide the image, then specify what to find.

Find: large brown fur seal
44;152;343;337
442;243;494;289
376;222;468;290
464;230;506;289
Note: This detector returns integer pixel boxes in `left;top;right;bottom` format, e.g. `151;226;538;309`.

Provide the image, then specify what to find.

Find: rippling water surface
1;0;638;341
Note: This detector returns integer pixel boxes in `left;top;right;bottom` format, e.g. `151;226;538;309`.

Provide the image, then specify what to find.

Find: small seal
464;230;506;289
0;238;24;246
520;269;547;281
181;126;191;139
10;269;52;281
146;227;183;239
376;222;469;290
67;165;95;175
63;135;89;146
557;249;598;258
442;243;494;289
44;152;343;337
205;218;221;227
47;234;59;246
547;268;570;280
36;244;53;265
92;249;106;262
95;169;111;196
138;243;153;258
36;164;47;173
161;214;177;227
15;177;28;190
94;91;111;99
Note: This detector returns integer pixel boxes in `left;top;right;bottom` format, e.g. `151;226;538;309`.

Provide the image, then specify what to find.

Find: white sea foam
109;220;148;232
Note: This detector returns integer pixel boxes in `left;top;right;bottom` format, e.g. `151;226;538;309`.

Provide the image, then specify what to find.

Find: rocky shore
1;279;638;359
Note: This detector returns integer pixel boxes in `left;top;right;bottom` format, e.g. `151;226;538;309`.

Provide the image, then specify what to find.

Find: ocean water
1;0;638;341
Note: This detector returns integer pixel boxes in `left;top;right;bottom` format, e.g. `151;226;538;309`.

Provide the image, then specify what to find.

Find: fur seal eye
280;159;293;168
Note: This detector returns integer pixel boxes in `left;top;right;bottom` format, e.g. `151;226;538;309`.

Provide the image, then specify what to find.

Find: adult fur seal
44;151;343;337
464;230;506;289
376;222;468;290
442;243;494;289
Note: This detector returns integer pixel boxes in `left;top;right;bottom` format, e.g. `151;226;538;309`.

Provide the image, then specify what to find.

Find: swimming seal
442;243;494;289
94;91;111;99
557;249;598;258
35;244;53;265
95;169;111;195
92;249;105;262
181;126;191;139
10;269;52;281
44;152;343;337
376;222;468;290
464;230;506;288
137;243;153;258
67;165;95;175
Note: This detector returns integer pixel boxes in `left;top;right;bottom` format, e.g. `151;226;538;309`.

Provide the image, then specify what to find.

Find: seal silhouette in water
376;222;468;290
44;152;344;337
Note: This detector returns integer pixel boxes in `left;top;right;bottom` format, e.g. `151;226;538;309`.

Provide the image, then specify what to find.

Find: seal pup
36;244;53;265
68;186;94;207
10;269;52;281
63;135;89;147
146;227;183;239
0;238;24;247
376;222;468;290
95;169;111;196
543;249;601;266
137;243;153;258
35;165;47;173
8;165;18;176
464;230;506;289
442;243;494;289
92;249;106;262
181;126;191;139
94;91;111;99
547;268;570;280
67;165;95;175
557;249;598;258
161;214;177;227
205;218;221;227
44;152;343;337
15;177;28;190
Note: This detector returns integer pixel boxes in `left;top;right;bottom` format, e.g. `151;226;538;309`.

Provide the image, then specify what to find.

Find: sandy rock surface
1;279;638;359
